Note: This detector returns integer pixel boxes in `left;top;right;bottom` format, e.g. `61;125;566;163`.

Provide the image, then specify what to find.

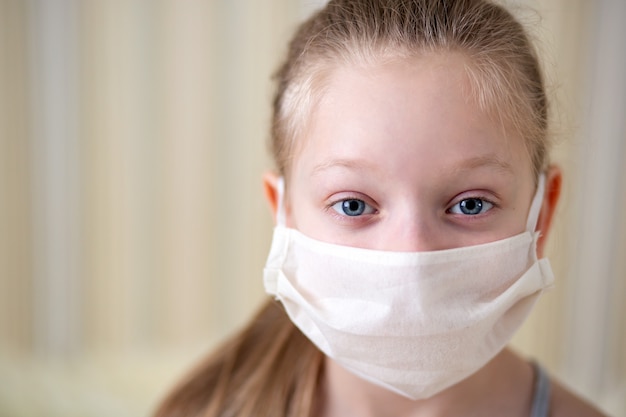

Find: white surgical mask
263;177;554;400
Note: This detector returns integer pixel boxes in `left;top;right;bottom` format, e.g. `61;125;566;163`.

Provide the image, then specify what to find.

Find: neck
319;348;534;417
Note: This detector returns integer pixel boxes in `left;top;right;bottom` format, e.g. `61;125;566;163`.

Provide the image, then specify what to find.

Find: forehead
291;53;532;182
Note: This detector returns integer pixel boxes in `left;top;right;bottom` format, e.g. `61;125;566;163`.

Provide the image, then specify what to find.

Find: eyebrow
311;154;514;177
452;154;514;175
311;158;380;176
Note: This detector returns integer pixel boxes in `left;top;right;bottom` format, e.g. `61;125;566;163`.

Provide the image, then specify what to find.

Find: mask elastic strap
276;177;287;227
526;174;546;232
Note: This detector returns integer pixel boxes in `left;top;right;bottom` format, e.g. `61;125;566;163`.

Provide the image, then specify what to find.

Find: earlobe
263;171;280;224
536;165;563;257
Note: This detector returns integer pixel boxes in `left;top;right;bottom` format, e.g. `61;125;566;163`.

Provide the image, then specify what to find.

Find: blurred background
0;0;624;416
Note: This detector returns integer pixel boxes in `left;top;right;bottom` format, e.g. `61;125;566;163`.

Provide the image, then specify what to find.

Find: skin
263;53;603;416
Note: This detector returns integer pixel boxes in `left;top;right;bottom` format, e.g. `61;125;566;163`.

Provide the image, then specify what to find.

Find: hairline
279;47;540;180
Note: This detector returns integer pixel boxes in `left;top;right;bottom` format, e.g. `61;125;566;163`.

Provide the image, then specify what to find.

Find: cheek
285;157;323;234
284;188;315;233
286;188;343;243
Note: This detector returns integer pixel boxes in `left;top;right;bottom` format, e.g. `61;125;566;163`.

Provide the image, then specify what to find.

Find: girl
155;0;607;416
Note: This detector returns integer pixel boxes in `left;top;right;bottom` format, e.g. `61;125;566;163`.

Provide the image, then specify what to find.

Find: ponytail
153;300;324;417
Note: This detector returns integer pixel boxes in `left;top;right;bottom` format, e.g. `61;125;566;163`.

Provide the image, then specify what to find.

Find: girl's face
284;53;539;252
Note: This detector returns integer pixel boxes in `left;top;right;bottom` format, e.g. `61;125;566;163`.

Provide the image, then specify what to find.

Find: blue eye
331;199;374;217
449;198;493;215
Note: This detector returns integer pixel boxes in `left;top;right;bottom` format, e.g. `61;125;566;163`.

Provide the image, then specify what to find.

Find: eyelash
326;193;499;220
331;199;375;217
445;192;501;223
447;196;496;216
326;195;378;220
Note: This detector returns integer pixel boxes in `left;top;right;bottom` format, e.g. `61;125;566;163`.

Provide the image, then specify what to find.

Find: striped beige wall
0;0;624;416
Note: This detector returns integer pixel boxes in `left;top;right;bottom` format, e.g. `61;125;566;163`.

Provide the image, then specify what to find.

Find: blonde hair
154;1;550;416
272;0;549;178
154;302;323;417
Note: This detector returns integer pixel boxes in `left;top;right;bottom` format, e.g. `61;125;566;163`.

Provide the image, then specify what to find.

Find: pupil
343;200;364;216
461;199;482;214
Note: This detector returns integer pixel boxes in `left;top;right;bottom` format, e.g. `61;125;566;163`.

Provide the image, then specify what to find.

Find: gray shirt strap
530;362;551;417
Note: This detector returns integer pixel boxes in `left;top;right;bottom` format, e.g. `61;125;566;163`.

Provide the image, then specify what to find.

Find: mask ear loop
276;177;287;227
526;174;546;232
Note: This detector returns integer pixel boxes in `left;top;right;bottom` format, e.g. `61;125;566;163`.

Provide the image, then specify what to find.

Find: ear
536;165;562;257
263;171;281;224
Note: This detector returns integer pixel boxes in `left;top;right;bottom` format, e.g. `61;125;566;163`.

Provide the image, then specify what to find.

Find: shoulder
550;379;608;417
